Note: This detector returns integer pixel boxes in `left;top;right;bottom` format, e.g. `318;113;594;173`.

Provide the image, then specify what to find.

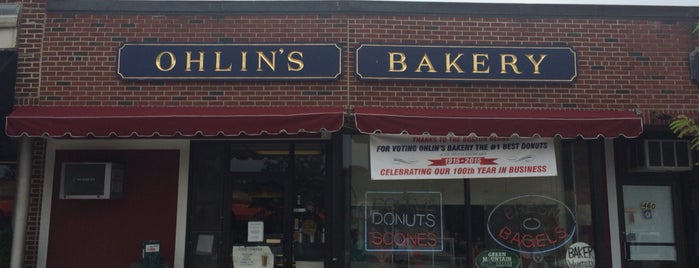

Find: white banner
369;134;557;180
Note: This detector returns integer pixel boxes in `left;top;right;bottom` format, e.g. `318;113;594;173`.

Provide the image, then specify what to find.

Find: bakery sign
356;44;577;82
369;134;557;180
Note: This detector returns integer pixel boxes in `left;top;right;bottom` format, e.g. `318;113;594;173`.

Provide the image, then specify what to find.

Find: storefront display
3;1;699;268
348;135;598;268
187;142;331;268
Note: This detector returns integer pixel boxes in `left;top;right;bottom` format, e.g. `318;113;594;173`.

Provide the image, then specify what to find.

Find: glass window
188;141;330;268
0;163;15;227
347;135;596;268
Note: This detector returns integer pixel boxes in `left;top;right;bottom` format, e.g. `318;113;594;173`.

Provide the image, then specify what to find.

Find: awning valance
5;106;345;138
354;107;643;138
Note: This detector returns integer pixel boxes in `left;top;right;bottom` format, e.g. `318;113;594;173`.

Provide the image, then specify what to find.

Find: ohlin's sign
116;43;342;80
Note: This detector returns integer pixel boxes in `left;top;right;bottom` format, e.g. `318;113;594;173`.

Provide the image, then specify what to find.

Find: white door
620;183;683;268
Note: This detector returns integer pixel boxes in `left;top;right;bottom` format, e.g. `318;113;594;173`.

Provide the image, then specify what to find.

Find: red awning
5;106;345;138
354;107;643;138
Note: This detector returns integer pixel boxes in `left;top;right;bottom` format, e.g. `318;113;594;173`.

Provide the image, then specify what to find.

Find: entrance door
618;178;685;268
229;143;327;268
186;141;329;268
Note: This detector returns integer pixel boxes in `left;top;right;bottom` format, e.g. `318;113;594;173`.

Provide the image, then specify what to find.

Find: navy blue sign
117;43;342;80
356;44;576;82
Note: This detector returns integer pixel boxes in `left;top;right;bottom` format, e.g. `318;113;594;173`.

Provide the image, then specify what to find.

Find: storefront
0;3;19;268
5;108;647;268
3;1;699;268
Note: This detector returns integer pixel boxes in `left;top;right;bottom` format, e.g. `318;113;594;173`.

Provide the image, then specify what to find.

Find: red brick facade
7;1;699;267
9;0;45;107
31;13;699;117
3;1;48;267
26;139;44;268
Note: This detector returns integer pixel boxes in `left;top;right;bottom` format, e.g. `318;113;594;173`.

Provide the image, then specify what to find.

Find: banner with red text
369;134;557;180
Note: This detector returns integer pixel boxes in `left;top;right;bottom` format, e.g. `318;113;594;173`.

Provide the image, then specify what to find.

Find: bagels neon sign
486;195;576;254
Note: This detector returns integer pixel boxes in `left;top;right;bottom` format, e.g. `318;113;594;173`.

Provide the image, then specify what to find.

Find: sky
376;0;699;6
167;0;699;6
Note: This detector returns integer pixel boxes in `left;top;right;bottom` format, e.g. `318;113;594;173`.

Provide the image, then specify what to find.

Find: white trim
605;139;622;268
37;139;190;268
10;138;31;268
175;142;190;268
0;14;17;28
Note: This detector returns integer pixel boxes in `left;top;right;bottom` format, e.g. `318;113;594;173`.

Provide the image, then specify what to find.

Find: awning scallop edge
354;107;643;138
5;106;345;138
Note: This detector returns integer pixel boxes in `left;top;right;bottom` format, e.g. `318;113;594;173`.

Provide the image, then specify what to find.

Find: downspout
10;137;31;268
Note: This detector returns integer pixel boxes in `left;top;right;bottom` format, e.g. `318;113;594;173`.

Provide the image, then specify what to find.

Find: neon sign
486;195;576;254
364;191;443;252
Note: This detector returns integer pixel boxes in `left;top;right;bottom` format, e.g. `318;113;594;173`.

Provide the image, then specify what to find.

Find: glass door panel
230;143;290;268
293;143;326;268
622;185;678;267
227;142;328;268
187;142;228;268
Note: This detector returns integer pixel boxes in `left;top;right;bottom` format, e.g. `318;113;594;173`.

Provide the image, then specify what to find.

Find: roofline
47;0;699;19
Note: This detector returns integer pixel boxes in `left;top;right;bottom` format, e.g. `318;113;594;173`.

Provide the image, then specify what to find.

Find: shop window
628;140;692;172
0;138;17;268
187;141;330;268
0;163;14;225
346;135;597;268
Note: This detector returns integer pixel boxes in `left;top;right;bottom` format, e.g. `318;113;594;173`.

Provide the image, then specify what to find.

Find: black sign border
355;43;578;83
116;43;343;81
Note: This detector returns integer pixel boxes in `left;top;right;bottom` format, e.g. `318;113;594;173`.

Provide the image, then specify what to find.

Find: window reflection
228;143;327;268
348;135;595;268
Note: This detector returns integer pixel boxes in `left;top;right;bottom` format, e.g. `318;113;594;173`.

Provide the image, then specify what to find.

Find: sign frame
116;43;342;81
356;43;577;82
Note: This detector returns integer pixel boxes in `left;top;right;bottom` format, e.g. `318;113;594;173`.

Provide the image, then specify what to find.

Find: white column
10;137;32;268
605;139;622;268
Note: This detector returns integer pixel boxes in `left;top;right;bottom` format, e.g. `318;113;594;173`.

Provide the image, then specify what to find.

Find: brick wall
1;1;48;267
7;3;699;267
27;139;45;268
35;13;699;122
40;14;349;107
8;0;45;107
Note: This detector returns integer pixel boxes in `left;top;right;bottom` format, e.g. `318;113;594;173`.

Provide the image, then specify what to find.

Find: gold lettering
472;54;490;74
214;51;232;72
185;51;205;72
155;51;176;72
388;52;407;72
500;54;522;74
526;54;547;74
415;53;437;73
257;51;276;71
445;53;464;73
240;51;248;72
287;51;304;72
